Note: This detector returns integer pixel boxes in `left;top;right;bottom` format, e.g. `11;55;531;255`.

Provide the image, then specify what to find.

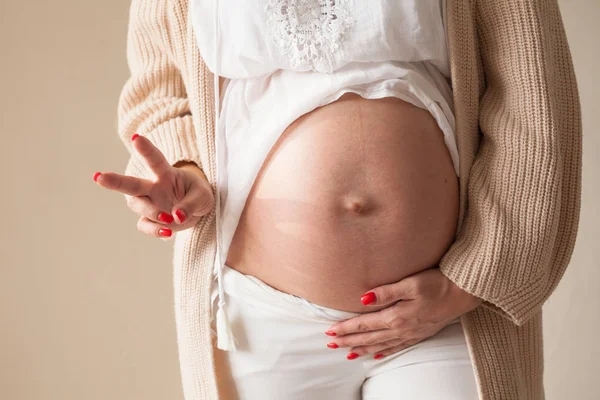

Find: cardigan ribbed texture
116;1;582;399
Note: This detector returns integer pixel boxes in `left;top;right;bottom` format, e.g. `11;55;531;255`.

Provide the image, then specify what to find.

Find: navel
343;198;369;215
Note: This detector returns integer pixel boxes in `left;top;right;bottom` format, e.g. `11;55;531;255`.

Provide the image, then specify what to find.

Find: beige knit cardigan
117;0;582;399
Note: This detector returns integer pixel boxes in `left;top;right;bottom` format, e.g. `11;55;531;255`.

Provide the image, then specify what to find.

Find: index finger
326;307;399;337
95;171;154;197
132;134;172;178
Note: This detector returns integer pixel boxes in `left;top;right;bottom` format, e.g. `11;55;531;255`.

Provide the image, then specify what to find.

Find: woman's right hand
93;134;214;239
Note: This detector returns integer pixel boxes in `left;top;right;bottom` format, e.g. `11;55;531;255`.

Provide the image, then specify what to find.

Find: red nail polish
361;291;377;305
93;172;101;182
159;228;172;237
327;343;339;349
346;352;359;360
325;330;336;337
131;133;139;141
374;354;384;360
175;209;186;223
158;212;174;224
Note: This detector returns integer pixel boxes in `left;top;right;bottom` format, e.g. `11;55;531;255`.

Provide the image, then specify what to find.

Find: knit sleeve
438;0;583;326
117;0;203;184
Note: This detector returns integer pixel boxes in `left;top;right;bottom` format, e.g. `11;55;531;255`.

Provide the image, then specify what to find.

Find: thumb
171;185;214;224
361;279;410;307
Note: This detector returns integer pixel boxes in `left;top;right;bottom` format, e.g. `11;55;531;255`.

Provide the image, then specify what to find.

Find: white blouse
189;0;458;350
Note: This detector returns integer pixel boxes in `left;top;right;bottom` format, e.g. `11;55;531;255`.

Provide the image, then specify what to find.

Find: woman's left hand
324;268;484;360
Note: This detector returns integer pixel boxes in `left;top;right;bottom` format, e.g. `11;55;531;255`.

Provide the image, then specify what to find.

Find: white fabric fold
212;0;237;351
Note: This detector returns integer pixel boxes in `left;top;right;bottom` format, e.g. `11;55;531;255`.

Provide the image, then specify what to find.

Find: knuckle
130;177;141;193
375;288;389;303
382;310;404;329
375;340;391;350
384;317;395;329
382;317;393;329
362;345;379;355
126;195;136;209
194;184;215;205
411;279;424;296
114;176;123;191
136;217;160;237
389;316;406;329
388;343;405;354
363;335;378;346
377;346;390;355
356;321;369;332
195;194;214;216
394;316;407;328
205;192;216;211
382;312;395;329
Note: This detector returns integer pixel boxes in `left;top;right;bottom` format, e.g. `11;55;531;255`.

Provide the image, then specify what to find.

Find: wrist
448;279;483;313
463;291;484;312
173;160;199;169
174;160;208;181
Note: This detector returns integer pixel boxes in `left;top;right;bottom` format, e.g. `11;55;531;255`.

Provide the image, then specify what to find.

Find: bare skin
225;92;459;313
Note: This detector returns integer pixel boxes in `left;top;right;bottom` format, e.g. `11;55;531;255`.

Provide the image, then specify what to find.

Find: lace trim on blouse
264;0;355;73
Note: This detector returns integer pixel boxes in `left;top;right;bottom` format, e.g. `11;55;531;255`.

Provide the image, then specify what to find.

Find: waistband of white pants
212;264;365;323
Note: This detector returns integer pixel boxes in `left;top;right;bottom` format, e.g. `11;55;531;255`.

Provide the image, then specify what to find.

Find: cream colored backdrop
0;1;597;399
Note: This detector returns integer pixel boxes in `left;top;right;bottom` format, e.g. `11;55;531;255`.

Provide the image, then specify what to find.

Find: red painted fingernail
93;172;101;182
327;343;339;349
175;209;186;223
346;352;359;360
131;133;139;141
374;354;384;359
159;228;172;237
158;212;174;224
325;330;336;337
361;291;377;305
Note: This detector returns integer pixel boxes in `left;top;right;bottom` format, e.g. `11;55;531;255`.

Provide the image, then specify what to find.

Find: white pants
212;264;480;400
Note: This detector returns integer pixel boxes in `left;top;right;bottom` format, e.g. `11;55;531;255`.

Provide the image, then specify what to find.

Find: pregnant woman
94;1;582;399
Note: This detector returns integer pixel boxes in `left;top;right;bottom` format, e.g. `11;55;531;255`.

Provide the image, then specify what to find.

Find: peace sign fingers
130;133;173;179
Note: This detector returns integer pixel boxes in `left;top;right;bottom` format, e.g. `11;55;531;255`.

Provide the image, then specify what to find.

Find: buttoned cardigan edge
116;1;583;399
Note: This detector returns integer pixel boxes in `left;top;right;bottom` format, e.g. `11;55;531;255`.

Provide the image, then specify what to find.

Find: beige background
0;1;598;399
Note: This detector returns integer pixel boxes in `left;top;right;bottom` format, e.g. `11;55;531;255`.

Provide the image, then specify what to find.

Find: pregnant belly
225;92;459;313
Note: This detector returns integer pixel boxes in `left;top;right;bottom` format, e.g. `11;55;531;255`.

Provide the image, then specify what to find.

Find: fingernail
327;343;339;349
159;228;172;237
374;354;384;360
175;209;186;223
325;330;336;337
158;212;174;224
131;133;139;141
361;291;377;305
93;172;101;182
346;353;359;360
